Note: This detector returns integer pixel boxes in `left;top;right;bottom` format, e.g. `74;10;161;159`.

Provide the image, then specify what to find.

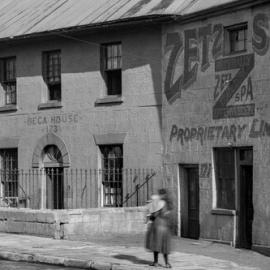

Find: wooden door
239;165;253;248
46;168;63;209
187;167;200;239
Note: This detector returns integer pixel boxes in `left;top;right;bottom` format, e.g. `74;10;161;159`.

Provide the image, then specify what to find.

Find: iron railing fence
0;168;157;209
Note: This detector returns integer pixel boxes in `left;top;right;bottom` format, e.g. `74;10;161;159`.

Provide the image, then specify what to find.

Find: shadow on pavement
113;254;151;265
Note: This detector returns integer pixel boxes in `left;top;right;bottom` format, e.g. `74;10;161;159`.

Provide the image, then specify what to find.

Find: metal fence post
136;184;139;207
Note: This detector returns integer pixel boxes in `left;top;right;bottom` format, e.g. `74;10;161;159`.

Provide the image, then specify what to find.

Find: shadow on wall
7;24;163;131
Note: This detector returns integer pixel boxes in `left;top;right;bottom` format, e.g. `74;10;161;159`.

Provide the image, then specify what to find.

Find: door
187;167;200;239
239;165;253;248
46;168;63;209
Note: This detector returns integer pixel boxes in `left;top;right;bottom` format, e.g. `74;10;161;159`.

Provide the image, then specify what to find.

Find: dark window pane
215;148;235;209
4;58;16;81
106;70;122;95
43;50;61;101
49;84;61;101
229;25;247;53
239;149;253;163
1;57;16;105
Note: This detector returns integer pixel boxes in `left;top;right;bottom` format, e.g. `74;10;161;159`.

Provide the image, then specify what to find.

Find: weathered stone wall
62;207;147;240
163;4;270;247
0;207;147;239
0;208;61;238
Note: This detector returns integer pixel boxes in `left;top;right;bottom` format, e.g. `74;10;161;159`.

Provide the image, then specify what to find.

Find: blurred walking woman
145;189;172;268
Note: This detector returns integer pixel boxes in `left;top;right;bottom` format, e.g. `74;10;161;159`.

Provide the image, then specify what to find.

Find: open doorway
45;168;63;209
238;148;253;249
43;145;64;209
179;165;200;239
214;147;253;248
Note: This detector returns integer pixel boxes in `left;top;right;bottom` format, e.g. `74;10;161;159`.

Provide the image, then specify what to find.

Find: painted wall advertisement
165;13;270;146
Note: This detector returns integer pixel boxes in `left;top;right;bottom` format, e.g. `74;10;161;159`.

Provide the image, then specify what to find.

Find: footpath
0;233;269;270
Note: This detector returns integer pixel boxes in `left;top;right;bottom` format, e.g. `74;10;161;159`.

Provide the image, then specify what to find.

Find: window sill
95;95;123;106
224;49;247;56
38;101;62;110
0;104;17;112
211;208;236;216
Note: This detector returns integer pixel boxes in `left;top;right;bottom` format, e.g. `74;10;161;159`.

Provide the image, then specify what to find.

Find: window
1;57;16;105
214;148;235;210
0;149;18;206
101;43;122;96
214;147;253;211
100;145;123;207
224;23;247;54
43;50;61;101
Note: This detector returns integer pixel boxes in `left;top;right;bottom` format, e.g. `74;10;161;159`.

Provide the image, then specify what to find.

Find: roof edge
0;14;175;43
177;0;270;24
1;0;268;43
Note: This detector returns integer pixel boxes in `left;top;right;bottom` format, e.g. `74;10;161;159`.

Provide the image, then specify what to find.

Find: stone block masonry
0;207;147;239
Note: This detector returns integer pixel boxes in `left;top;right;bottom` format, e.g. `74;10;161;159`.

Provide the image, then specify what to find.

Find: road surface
0;259;82;270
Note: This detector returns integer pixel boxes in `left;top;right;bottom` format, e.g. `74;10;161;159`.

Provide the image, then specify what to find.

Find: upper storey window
101;43;122;96
224;23;247;54
1;57;16;105
43;50;61;101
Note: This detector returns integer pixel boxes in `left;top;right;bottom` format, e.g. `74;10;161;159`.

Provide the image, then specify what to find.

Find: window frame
224;23;248;55
1;57;17;105
0;148;18;206
214;147;236;210
99;144;123;207
213;147;253;213
101;42;122;96
42;50;62;102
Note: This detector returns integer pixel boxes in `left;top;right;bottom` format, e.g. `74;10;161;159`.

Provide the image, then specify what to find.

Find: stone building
0;0;174;211
163;0;270;253
1;0;270;250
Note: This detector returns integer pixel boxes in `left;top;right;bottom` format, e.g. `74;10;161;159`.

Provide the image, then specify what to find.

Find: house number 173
46;125;61;133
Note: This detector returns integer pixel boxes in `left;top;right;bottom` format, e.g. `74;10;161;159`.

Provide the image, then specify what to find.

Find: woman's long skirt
145;216;171;254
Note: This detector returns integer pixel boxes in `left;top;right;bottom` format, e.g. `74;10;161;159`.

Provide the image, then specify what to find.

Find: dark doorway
43;145;64;210
45;168;64;209
239;164;253;249
180;165;200;239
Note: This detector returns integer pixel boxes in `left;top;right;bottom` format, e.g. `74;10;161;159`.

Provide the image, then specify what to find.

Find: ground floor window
214;148;235;210
100;145;123;207
214;147;253;210
0;149;18;206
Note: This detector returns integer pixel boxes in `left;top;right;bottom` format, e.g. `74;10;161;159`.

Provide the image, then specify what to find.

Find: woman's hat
147;194;165;214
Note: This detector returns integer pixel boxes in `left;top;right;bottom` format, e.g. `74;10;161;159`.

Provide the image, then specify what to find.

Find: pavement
0;233;269;270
